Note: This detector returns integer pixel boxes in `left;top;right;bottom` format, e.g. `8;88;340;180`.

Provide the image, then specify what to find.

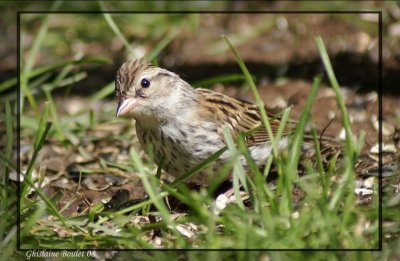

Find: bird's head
115;59;194;123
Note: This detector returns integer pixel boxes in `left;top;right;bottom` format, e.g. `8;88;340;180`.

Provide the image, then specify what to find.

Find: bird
115;59;340;185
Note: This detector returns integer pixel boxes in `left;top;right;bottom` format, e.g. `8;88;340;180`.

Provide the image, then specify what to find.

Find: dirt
6;11;400;218
19;78;399;217
165;13;400;95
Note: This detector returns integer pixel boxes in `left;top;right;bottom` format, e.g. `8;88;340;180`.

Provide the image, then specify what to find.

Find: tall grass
0;11;384;260
20;1;63;112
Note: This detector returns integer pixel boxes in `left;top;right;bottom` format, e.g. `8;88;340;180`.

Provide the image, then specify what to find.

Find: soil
18;80;398;217
6;11;400;218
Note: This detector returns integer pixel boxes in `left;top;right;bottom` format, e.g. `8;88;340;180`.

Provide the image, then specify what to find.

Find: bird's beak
116;98;137;117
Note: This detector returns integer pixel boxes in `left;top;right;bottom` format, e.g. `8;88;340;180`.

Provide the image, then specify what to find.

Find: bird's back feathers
196;88;296;146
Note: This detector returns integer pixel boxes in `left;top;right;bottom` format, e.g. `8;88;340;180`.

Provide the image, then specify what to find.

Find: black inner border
16;10;383;251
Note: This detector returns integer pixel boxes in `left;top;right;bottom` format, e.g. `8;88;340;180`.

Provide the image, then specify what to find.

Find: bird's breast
135;121;226;176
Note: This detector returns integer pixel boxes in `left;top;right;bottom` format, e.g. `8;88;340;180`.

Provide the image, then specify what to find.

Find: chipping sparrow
115;59;338;184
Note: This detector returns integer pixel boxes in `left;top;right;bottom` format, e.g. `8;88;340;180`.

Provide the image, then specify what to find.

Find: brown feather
196;88;296;146
115;59;154;101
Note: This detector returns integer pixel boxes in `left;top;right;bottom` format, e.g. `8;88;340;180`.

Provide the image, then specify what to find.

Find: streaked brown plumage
115;59;340;184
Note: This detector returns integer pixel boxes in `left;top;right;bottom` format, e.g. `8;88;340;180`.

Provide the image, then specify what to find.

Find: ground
0;2;399;258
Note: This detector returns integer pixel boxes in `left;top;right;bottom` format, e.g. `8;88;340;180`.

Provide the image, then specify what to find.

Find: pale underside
135;88;294;184
115;60;342;185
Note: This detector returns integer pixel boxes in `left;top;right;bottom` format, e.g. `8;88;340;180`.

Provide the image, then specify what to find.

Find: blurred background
0;1;399;96
0;0;399;253
0;1;397;149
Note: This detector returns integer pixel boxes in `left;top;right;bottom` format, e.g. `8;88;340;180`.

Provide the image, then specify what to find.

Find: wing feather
196;88;295;146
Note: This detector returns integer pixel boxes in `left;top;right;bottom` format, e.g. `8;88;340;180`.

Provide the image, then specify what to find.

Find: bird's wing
196;88;295;146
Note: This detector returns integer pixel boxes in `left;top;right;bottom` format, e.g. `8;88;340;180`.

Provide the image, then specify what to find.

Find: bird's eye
140;78;150;88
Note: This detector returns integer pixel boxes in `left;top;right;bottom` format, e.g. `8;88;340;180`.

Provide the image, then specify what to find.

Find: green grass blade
192;74;248;88
328;166;355;210
90;82;115;101
22;1;63;78
210;19;274;54
144;30;179;62
43;88;64;141
20;102;51;205
281;75;321;216
274;107;291;143
222;126;247;210
20;171;68;227
20;204;46;239
19;118;70;227
33;102;50;149
99;2;137;57
287;75;321;170
129;147;178;235
0;151;17;171
310;125;327;196
156;156;165;179
0;78;17;93
223;35;279;158
21;0;63;111
170;146;227;187
2;101;13;182
28;56;111;79
315;36;355;157
1;56;111;95
316;37;359;210
115;192;169;215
